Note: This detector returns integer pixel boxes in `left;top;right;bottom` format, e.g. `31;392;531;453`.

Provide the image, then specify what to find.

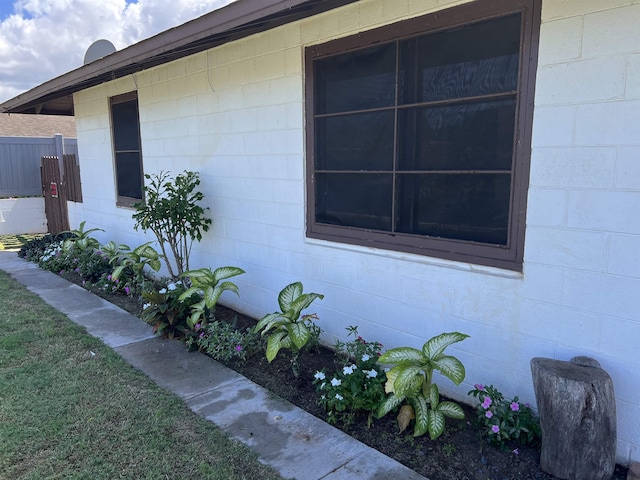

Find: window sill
304;236;524;280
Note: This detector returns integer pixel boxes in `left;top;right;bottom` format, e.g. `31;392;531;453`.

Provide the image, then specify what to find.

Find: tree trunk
530;357;616;480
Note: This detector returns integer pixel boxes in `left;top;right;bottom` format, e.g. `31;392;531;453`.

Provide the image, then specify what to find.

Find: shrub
185;319;262;363
314;326;387;427
254;282;323;377
468;384;541;450
141;280;199;338
132;170;212;279
377;332;469;440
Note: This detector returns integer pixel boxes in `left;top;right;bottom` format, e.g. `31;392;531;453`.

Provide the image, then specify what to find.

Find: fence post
54;133;65;177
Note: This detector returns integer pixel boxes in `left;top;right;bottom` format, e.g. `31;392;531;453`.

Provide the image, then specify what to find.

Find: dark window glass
314;43;396;114
397;99;516;171
395;173;511;244
315;111;395;171
111;94;143;201
112;101;141;151
315;173;392;231
399;15;521;104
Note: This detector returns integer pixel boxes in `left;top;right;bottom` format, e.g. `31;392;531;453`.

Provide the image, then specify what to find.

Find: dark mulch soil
75;277;629;480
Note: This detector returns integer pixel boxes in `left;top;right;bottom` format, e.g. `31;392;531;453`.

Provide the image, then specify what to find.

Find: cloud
0;0;235;103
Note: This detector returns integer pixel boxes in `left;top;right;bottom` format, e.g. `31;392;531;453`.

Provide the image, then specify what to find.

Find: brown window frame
304;0;541;271
110;91;144;206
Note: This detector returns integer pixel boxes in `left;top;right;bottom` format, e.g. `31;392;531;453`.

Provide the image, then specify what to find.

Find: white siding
71;0;640;465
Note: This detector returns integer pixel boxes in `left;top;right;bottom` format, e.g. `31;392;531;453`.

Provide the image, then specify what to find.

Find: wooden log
530;357;616;480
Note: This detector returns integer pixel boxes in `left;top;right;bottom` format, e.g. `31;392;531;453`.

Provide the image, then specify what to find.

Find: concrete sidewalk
0;251;426;480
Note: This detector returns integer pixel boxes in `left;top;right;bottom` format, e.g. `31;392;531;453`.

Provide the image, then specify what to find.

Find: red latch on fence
50;182;58;198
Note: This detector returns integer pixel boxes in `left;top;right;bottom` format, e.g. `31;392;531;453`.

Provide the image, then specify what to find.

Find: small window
110;92;143;205
305;0;541;271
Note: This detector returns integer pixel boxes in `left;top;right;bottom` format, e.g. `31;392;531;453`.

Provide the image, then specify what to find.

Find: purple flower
195;323;201;331
485;410;493;419
512;448;520;455
481;397;492;409
510;402;520;412
235;345;242;351
491;425;500;434
125;286;130;295
199;332;205;338
474;384;484;391
107;275;111;281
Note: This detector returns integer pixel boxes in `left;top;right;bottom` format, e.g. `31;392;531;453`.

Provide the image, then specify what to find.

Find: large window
110;92;143;205
305;0;541;271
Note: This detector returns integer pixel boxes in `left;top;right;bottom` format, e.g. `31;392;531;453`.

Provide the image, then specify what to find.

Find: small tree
132;171;212;279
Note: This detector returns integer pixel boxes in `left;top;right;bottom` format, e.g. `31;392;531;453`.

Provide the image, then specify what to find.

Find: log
530;356;616;480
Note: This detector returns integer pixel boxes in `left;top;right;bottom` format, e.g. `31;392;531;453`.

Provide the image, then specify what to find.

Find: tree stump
530;357;616;480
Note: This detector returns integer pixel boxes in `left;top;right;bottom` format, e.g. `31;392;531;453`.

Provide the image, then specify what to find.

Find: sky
0;0;236;104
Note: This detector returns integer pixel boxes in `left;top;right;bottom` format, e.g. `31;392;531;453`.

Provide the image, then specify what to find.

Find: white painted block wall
0;197;47;235
71;0;640;464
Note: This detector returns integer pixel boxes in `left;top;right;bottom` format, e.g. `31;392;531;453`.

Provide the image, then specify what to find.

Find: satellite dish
84;39;116;65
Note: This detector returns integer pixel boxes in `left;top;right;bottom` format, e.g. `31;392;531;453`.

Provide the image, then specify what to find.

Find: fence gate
41;155;70;234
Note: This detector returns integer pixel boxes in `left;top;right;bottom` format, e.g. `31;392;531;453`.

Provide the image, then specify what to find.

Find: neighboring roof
0;113;76;137
0;0;358;116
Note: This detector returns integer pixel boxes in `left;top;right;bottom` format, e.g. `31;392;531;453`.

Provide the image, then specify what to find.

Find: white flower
335;394;344;401
331;378;341;387
143;303;151;310
343;365;355;375
176;280;183;285
320;382;326;390
321;395;326;400
361;354;371;362
314;371;326;380
158;288;167;294
366;369;378;378
167;283;177;291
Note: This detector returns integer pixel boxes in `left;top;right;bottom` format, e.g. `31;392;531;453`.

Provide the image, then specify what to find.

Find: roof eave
0;0;358;116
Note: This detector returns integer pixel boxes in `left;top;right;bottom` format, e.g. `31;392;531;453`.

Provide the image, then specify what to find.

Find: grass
0;270;284;480
0;233;44;250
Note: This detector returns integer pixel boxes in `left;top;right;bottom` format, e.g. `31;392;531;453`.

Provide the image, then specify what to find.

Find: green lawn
0;270;284;480
0;233;44;250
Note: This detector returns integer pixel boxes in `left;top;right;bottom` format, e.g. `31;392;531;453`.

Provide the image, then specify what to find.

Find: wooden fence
0;134;78;197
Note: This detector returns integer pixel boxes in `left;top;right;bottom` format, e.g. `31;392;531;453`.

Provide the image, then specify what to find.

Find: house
2;0;638;466
0;113;77;234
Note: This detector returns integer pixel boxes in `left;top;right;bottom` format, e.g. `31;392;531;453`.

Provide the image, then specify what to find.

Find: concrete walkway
0;251;426;480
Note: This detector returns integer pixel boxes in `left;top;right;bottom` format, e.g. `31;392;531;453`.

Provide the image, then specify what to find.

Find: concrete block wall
0;197;47;235
70;0;640;464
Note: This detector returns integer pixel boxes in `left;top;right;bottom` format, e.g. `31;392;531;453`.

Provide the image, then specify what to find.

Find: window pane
314;43;396;114
397;99;516;171
316;173;392;231
395;173;510;244
112;100;141;151
399;14;521;104
115;152;142;199
316;111;395;170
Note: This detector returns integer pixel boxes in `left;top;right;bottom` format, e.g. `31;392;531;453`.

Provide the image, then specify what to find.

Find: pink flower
235;345;242;351
485;410;493;419
510;402;520;411
125;286;130;295
474;384;484;391
481;397;492;409
491;425;500;433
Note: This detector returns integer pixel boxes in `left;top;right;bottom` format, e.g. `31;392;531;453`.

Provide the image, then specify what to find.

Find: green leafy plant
254;282;323;376
141;280;199;338
132;170;212;279
100;240;131;265
178;266;245;329
185;319;262;363
314;326;386;427
468;384;541;450
61;221;103;254
111;242;161;287
377;332;469;440
18;232;74;261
